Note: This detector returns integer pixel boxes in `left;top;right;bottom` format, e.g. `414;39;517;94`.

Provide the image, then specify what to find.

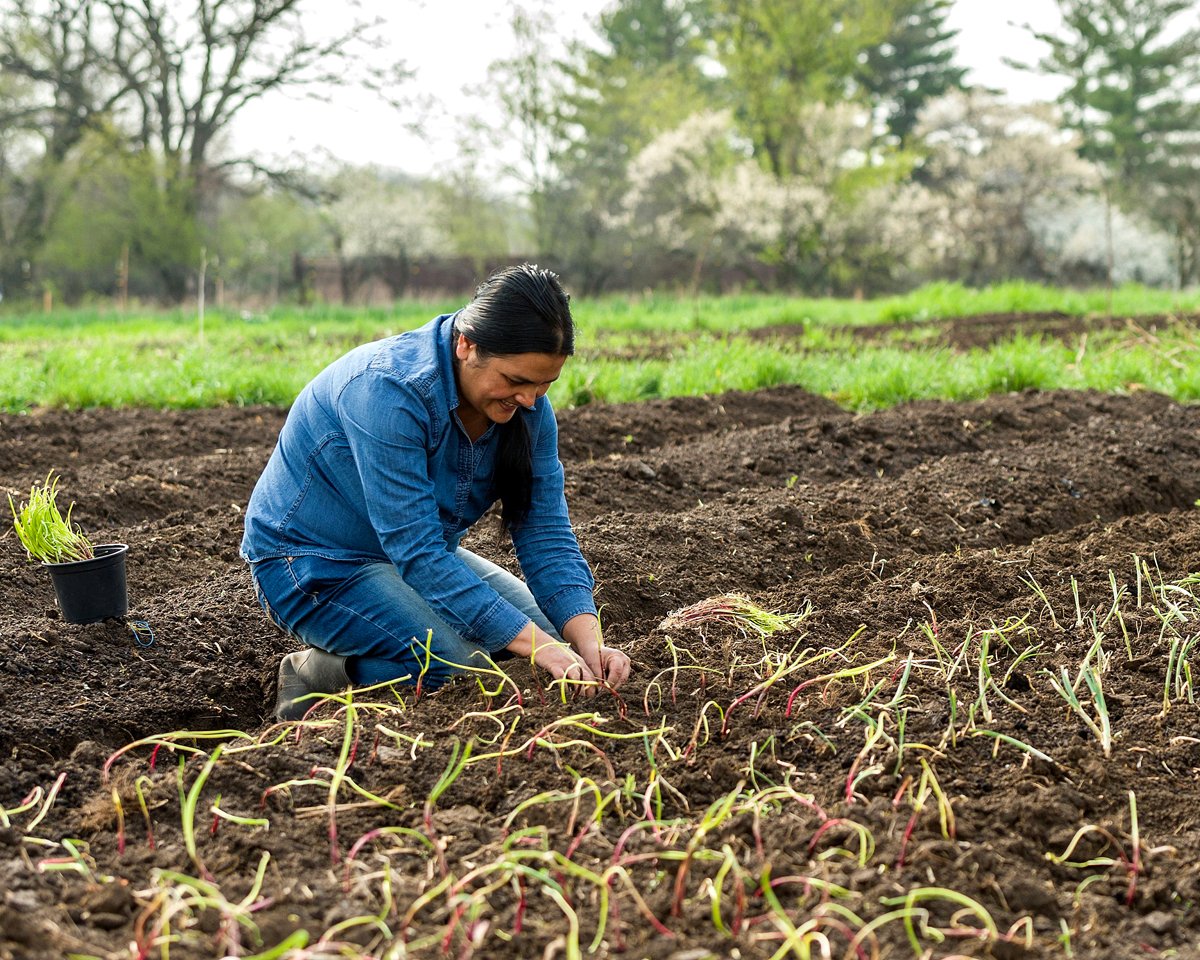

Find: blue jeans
250;550;563;688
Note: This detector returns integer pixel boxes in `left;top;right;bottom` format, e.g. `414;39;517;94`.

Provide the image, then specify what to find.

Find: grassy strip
0;284;1198;412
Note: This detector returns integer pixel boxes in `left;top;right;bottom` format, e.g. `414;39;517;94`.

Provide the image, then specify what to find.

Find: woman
242;264;631;720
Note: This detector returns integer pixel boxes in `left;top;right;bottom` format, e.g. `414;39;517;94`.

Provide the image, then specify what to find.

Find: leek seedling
9;471;94;563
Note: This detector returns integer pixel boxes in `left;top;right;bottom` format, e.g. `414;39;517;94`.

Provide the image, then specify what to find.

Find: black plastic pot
45;543;129;624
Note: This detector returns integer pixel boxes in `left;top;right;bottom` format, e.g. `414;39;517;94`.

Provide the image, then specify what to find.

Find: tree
710;0;892;178
0;0;132;289
0;0;405;299
1019;0;1200;185
619;104;916;294
550;0;719;291
1017;0;1200;285
39;128;198;300
902;90;1099;285
856;0;968;144
483;4;563;256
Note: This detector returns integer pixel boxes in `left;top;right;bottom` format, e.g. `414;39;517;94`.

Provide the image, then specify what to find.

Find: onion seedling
25;771;66;833
709;843;746;936
670;784;742;917
659;593;810;637
1022;573;1062;630
425;737;474;876
133;775;158;849
1162;632;1200;715
1043;650;1113;757
112;788;126;855
35;837;103;880
180;745;223;878
880;887;1001;955
968;727;1057;766
784;644;888;718
1;784;45;828
1045;791;1165;907
807;817;876;867
721;634;815;737
9;470;94;563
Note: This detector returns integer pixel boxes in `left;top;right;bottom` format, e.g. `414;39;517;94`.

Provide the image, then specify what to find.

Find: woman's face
454;335;566;426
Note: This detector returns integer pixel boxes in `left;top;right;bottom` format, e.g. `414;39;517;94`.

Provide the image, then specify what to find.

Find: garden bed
3;321;1200;958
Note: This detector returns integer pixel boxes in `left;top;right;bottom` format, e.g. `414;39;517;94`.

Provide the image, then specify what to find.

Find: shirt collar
437;311;463;412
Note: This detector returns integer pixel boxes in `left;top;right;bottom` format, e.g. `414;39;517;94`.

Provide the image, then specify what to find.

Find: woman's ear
455;334;474;362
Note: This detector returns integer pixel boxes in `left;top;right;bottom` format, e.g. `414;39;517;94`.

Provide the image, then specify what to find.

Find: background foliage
1;0;1198;306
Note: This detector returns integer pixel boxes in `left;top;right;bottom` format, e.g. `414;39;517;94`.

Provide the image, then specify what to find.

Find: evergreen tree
1019;0;1200;282
1021;0;1200;188
858;0;968;144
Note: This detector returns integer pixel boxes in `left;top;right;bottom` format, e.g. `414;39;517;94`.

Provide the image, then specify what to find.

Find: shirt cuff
471;597;532;654
542;586;599;635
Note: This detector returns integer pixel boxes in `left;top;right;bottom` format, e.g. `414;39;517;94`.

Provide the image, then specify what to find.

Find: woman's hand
507;623;598;695
561;613;632;689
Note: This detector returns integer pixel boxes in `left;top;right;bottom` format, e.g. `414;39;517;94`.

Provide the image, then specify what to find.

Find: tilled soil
3;326;1200;958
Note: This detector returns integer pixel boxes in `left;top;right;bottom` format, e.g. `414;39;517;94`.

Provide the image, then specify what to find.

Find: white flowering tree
901;90;1101;285
618;104;916;293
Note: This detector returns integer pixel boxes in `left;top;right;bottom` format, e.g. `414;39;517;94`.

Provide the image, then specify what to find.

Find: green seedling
671;783;742;917
1022;573;1062;631
138;855;275;959
2;781;50;828
426;738;474;876
1044;641;1113;756
180;746;223;879
708;844;748;936
969;727;1057;766
208;795;269;832
807;816;876;867
9;470;94;563
722;634;814;736
25;771;66;833
899;887;1002;952
112;788;126;855
325;700;361;865
1045;791;1167;907
133;775;158;849
36;838;105;880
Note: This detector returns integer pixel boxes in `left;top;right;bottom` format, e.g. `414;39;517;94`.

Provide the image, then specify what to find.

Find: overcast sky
231;0;1067;176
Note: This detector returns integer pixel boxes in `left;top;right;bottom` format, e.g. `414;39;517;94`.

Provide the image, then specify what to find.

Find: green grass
1;283;1198;412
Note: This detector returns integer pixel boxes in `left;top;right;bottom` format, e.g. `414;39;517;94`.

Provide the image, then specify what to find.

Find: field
3;305;1200;959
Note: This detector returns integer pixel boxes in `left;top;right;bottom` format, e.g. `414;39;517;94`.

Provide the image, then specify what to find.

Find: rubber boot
274;647;351;721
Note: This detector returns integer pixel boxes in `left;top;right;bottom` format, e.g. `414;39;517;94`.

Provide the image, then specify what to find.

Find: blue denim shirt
241;313;597;652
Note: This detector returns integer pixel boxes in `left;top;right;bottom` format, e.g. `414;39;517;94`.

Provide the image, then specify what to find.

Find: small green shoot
9;471;94;563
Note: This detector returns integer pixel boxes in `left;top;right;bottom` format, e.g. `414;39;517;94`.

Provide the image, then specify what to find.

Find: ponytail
495;416;532;535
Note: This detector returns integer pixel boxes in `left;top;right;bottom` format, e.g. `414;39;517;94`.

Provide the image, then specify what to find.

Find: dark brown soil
3;317;1200;959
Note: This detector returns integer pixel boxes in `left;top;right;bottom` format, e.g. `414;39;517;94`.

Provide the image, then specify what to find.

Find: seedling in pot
9;470;93;563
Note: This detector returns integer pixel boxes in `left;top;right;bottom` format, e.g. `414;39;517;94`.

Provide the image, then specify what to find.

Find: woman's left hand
562;613;631;690
594;646;631;688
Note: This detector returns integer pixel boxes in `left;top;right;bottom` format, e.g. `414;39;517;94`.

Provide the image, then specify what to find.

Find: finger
561;659;598;693
603;651;631;687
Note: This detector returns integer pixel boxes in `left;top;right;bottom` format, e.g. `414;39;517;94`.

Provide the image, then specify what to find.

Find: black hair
453;264;574;535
